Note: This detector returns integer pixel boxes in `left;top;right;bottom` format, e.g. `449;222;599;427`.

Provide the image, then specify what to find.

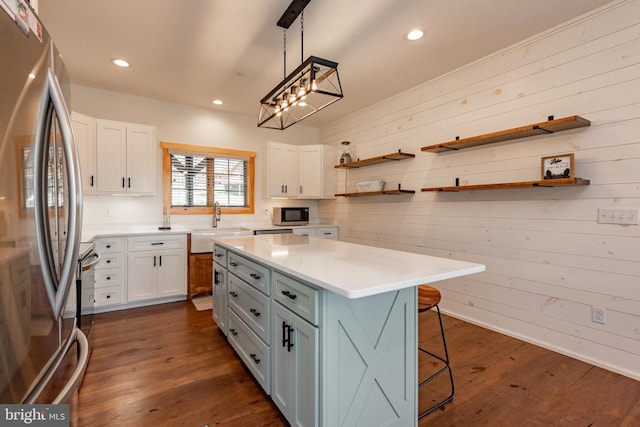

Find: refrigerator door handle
33;65;83;319
23;328;90;405
52;328;89;404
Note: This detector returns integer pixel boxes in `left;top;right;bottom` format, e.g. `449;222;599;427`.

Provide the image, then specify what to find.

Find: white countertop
81;223;338;242
214;234;485;299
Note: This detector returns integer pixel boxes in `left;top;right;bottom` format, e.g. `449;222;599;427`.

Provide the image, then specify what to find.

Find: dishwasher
253;228;293;235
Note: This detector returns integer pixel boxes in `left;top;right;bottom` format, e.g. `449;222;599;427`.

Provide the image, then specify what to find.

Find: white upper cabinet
298;144;337;199
96;119;155;195
263;142;336;199
264;141;299;198
71;112;97;195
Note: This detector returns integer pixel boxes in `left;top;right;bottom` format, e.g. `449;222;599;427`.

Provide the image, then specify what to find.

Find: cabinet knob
249;308;261;317
229;328;238;336
249;353;261;364
229;291;238;298
106;276;111;280
230;261;238;267
249;273;261;280
106;259;111;264
106;245;111;249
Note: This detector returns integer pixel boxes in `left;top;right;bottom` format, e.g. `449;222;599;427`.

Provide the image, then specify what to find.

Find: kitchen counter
81;223;338;243
215;234;484;298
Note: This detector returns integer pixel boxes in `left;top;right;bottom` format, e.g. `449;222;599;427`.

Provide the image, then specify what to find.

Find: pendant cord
283;29;287;79
300;11;304;62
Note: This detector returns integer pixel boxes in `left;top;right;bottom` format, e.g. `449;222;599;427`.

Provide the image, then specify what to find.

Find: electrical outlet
592;306;606;324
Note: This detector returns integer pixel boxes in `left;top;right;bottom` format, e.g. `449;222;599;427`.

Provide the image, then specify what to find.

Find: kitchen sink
190;227;253;253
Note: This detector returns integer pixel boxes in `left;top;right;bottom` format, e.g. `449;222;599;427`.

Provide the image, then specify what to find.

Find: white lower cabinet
293;226;338;240
272;300;319;427
126;235;187;302
94;237;126;307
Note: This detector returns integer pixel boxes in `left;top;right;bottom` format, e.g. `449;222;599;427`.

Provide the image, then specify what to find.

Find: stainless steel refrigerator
0;0;88;421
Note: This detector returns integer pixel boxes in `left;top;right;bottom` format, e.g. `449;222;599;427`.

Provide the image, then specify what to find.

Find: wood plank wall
318;0;640;380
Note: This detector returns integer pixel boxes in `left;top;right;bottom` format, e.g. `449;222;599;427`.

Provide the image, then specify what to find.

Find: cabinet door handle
281;290;297;300
300;185;302;193
229;291;238;298
153;256;156;267
215;252;223;258
249;273;261;280
282;321;289;349
229;261;238;267
249;308;261;317
249;353;261;364
287;325;294;352
128;177;131;188
90;175;94;187
229;328;238;336
214;270;219;285
281;184;284;193
122;177;125;188
151;242;164;246
159;255;162;267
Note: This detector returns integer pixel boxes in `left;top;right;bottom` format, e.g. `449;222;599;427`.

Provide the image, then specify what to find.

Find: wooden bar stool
418;285;454;418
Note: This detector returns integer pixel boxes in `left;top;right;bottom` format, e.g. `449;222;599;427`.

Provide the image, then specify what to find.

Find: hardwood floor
79;301;640;426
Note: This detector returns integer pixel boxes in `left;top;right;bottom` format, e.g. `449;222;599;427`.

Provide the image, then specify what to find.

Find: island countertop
214;234;485;299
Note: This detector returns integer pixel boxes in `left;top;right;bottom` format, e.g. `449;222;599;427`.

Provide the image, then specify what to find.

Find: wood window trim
161;141;255;215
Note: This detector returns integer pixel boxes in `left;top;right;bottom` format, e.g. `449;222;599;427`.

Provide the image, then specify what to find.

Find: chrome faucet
212;201;221;228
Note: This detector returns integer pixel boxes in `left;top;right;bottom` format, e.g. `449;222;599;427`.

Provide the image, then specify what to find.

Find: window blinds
169;151;248;208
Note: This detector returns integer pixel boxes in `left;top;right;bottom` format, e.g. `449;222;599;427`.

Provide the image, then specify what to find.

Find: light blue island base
323;288;416;426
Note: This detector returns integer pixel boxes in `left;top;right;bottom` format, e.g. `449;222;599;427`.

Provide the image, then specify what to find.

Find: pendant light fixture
258;0;343;130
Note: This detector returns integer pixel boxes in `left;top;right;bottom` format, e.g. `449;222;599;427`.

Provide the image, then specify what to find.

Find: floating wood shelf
421;178;590;192
335;150;415;169
336;184;415;197
421;116;590;153
335;189;416;197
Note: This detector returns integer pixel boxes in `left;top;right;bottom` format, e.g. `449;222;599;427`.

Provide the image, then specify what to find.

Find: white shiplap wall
318;0;640;380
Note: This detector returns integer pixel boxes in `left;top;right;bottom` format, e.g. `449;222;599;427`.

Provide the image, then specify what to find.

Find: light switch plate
598;208;639;225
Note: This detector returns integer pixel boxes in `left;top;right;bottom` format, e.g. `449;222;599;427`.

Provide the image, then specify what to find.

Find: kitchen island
213;234;484;427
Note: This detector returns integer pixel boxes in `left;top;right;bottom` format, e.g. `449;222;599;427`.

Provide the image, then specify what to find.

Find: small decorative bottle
340;141;352;164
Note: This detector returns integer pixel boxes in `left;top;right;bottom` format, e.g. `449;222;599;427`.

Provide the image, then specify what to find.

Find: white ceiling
39;0;613;128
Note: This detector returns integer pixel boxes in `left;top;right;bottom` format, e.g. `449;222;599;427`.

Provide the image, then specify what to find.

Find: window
161;142;255;215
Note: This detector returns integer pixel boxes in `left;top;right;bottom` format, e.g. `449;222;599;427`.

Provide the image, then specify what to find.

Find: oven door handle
82;252;102;271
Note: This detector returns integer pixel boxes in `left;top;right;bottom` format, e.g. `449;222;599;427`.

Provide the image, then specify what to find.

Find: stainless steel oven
76;243;100;367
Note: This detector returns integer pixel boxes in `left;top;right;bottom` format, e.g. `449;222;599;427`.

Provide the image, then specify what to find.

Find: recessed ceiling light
406;29;424;41
111;58;130;68
212;99;223;105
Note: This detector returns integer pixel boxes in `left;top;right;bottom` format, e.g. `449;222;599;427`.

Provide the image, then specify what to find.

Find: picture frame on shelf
541;153;574;180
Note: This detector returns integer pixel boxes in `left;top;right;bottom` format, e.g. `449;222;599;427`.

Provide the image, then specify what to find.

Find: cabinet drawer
228;274;270;344
94;238;124;254
228;252;270;295
273;272;319;325
95;269;124;287
94;286;123;307
227;310;270;394
96;252;124;270
316;227;338;240
127;235;186;251
213;245;227;267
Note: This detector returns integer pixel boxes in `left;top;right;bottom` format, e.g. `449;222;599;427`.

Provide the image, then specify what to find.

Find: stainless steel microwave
273;207;309;226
